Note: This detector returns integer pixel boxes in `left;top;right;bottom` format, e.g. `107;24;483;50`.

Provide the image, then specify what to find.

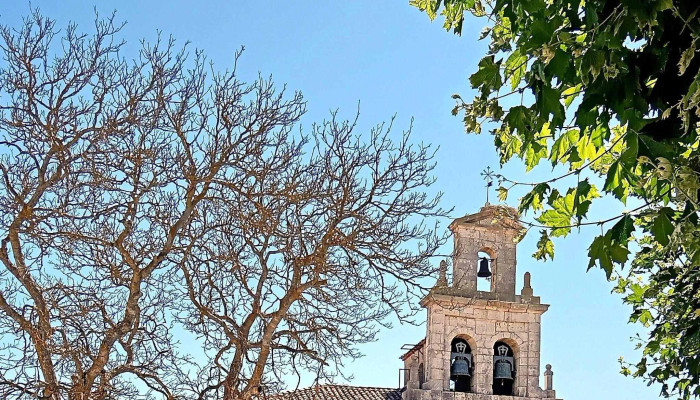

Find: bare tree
176;112;447;400
0;10;447;400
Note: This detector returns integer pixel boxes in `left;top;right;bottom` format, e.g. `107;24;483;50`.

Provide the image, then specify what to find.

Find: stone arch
490;336;521;396
450;332;478;351
443;329;477;389
448;333;476;393
492;336;520;355
479;246;497;259
477;247;496;291
418;362;425;389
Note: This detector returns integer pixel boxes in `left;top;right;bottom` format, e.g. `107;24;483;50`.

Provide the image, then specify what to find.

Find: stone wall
403;344;426;391
419;295;549;398
401;205;560;400
451;212;521;301
403;389;558;400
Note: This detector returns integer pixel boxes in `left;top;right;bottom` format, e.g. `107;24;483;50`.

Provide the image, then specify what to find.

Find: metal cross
480;167;496;204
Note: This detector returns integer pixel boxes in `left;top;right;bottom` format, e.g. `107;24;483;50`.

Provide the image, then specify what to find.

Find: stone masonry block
475;320;496;335
527;351;540;364
527;375;540;388
452;392;466;400
520;339;530;351
458;307;474;317
527;365;540;376
496;321;508;332
487;310;505;320
507;312;530;322
508;322;527;332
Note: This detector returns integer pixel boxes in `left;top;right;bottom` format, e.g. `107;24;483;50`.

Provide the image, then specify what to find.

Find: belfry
400;204;561;399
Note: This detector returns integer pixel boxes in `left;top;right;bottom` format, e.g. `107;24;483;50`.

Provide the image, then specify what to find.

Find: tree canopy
0;11;447;400
411;0;700;398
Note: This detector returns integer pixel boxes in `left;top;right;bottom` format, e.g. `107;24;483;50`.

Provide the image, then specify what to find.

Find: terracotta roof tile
270;384;403;400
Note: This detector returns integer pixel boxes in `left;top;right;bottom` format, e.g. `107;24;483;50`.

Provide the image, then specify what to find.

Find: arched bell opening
492;341;516;395
477;249;495;292
450;337;473;393
418;362;425;389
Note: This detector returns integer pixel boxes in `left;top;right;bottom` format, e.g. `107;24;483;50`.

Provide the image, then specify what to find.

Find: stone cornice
449;204;524;233
420;292;550;314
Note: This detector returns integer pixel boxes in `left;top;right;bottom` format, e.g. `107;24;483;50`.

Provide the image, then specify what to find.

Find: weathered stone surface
402;205;562;400
404;388;563;400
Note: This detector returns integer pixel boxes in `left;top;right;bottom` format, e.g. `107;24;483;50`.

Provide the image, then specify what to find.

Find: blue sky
2;2;661;399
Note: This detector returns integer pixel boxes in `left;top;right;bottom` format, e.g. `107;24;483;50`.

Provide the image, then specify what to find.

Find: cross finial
480;167;496;205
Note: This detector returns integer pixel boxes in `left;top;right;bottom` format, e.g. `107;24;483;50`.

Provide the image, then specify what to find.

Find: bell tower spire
480;166;496;205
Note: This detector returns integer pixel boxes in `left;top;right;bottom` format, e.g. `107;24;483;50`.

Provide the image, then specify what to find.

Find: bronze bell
451;358;471;377
477;257;492;278
494;359;513;381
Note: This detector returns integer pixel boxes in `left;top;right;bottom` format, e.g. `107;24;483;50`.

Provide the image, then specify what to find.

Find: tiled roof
399;338;425;361
270;384;403;400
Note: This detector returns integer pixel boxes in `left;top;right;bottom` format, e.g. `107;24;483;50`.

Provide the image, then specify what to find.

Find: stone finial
435;260;448;287
521;271;534;297
544;364;553;390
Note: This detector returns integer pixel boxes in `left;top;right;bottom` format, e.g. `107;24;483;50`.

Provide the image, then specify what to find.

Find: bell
450;358;471;377
477;257;492;278
494;359;513;381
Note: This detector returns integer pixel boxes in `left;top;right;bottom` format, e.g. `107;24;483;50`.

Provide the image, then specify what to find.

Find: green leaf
529;18;555;47
574;131;598;167
524;140;547;171
549;129;579;164
609;243;630;263
651;207;674;246
639;309;653;327
604;160;624;193
587;231;628;276
504;105;531;135
637;133;675;160
611;214;635;244
495;130;522;162
479;26;492;40
679;40;697;76
626;283;647;304
440;0;471;34
573;179;599;220
506;49;527;90
562;84;581;108
409;0;441;20
547;50;571;79
588;235;614;277
537;188;575;237
656;0;673;11
603;137;639;201
582;50;605;80
470;56;503;94
533;230;555;261
537;86;565;126
589;124;608;147
497;186;508;201
518;183;549;214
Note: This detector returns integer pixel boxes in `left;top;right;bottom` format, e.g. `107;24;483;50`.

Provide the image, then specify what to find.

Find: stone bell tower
400;204;561;400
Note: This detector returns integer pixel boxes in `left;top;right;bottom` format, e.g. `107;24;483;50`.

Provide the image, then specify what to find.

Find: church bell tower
400;204;561;400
